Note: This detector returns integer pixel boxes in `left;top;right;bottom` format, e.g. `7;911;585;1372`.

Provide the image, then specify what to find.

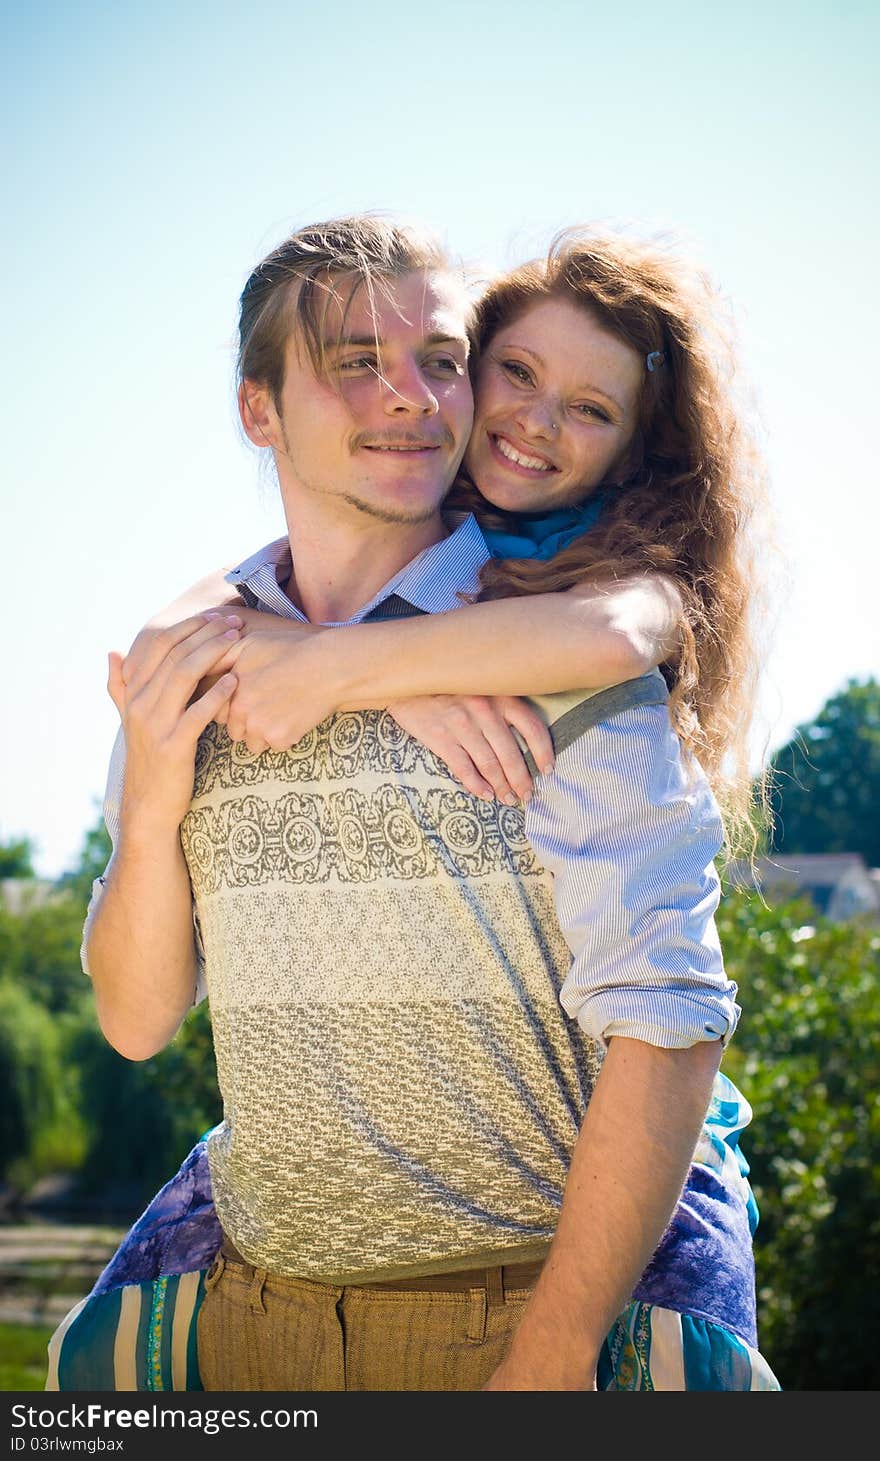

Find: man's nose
381;359;439;416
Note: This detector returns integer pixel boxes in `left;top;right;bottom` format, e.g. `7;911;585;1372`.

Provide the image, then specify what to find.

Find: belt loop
486;1266;504;1307
204;1251;226;1291
466;1286;487;1343
250;1267;268;1315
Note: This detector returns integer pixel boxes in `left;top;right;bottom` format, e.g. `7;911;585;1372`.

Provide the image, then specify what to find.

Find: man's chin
339;491;446;527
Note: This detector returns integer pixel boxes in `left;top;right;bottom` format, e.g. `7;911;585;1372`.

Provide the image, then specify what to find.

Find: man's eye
501;360;532;384
429;355;464;375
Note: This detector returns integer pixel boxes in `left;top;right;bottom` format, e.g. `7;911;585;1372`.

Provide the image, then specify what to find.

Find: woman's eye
338;356;377;372
501;360;532;384
575;403;610;422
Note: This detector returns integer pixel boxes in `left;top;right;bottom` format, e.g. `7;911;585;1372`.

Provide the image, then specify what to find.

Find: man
83;215;736;1391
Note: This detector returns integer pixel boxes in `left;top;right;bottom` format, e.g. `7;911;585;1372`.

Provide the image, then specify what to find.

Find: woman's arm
485;1035;722;1390
343;574;681;700
214;573;682;752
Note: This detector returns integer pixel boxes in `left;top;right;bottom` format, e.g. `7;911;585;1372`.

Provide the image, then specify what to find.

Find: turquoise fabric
48;1274;207;1393
481;492;607;561
596;1303;780;1391
681;1313;756;1391
51;1275;780;1392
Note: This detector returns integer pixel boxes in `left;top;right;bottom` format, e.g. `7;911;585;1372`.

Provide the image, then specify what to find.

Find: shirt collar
224;512;490;624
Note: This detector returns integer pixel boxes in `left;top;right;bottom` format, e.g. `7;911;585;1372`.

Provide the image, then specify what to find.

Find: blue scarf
481;491;606;562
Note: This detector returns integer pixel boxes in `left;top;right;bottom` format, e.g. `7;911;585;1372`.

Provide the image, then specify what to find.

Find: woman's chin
472;473;548;516
483;492;541;517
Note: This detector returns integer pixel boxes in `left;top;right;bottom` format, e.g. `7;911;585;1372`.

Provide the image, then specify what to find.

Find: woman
54;225;779;1392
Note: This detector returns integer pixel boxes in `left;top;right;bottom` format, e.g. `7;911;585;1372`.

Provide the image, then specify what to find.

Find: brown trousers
197;1242;542;1392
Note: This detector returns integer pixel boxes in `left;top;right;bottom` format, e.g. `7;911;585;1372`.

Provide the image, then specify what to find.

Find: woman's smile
464;296;643;513
489;431;557;475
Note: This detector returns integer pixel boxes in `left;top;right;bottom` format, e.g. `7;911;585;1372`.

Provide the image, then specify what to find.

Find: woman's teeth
495;436;553;471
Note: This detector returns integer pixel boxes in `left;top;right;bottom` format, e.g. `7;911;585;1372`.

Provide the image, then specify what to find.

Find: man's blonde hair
237;214;469;409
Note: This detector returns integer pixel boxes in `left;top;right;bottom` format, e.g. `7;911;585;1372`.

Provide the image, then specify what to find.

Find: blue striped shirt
83;511;738;1047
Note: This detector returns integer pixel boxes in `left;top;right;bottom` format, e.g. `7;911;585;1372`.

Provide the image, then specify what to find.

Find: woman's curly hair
448;226;778;857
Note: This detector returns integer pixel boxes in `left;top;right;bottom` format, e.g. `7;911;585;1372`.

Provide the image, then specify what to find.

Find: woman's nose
515;395;558;439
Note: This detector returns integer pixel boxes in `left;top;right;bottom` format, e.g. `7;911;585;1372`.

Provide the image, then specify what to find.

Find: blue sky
3;0;878;877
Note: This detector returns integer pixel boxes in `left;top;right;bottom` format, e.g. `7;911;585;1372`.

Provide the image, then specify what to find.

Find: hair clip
646;351;665;373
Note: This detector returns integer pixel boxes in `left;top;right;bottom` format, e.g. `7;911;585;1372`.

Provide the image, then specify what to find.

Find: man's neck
279;495;447;624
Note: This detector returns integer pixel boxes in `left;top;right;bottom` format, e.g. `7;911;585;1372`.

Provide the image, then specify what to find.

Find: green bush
718;889;880;1390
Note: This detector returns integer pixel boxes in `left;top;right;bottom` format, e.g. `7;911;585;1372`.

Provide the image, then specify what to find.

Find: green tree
70;1000;221;1205
718;887;880;1390
0;902;24;983
9;808;115;1013
0;980;84;1185
0;833;36;878
16;894;93;1014
55;812;223;1205
769;677;880;864
0;878;92;1017
0;812;221;1208
56;810;112;908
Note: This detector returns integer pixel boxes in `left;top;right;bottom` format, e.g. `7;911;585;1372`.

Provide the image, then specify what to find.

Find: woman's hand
124;606;328;755
388;695;555;804
216;621;331;751
123;606;558;801
109;613;241;831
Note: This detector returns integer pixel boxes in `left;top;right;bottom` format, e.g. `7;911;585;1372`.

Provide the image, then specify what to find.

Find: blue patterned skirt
45;1072;781;1392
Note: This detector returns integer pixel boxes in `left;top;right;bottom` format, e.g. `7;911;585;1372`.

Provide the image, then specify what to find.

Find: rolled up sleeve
524;705;740;1050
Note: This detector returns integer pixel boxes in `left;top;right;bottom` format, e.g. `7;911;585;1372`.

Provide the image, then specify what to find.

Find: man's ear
239;379;278;449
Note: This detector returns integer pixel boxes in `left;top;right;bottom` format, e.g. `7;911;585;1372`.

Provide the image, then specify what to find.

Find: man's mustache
351;428;457;451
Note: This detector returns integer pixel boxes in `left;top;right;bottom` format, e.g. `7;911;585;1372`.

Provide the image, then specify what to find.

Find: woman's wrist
329;624;394;711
